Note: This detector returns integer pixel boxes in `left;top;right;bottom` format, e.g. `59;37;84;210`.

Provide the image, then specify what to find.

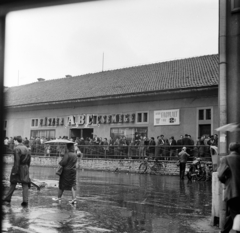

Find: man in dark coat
169;136;177;158
218;142;240;233
3;136;31;207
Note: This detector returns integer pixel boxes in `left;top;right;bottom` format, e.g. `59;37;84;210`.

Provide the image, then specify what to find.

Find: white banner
154;109;180;125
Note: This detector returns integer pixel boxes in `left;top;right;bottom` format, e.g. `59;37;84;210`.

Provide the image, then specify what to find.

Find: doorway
199;124;211;137
70;128;93;140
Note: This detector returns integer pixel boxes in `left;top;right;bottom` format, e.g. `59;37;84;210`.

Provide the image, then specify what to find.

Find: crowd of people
3;133;218;159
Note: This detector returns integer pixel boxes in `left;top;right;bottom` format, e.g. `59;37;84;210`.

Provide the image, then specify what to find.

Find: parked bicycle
138;158;166;175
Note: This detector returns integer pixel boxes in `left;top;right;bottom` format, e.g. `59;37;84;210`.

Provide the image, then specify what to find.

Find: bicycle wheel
139;163;148;174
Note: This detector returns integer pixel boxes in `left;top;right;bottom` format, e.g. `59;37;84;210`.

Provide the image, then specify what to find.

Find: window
232;0;240;13
30;130;55;139
197;107;213;137
110;127;148;141
198;109;211;120
136;112;148;124
31;119;39;127
199;110;204;120
206;109;211;120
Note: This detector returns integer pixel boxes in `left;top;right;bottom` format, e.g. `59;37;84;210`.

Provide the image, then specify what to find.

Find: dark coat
218;151;240;201
10;143;31;184
59;151;77;190
149;140;156;154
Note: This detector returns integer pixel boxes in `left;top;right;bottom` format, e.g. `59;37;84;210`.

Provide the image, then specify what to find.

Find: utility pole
215;0;240;230
18;70;19;86
102;52;104;72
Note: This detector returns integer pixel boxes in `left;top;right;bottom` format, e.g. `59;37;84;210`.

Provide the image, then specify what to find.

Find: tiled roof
5;54;218;107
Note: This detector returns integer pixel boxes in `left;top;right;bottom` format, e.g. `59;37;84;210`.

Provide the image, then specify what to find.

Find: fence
4;144;214;161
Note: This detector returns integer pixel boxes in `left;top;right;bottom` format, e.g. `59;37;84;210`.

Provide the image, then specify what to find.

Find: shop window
136;112;148;124
30;130;55;139
110;127;148;142
31;119;39;127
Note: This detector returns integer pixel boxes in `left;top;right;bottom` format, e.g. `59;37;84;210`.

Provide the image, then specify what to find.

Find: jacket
10;143;31;184
218;151;240;201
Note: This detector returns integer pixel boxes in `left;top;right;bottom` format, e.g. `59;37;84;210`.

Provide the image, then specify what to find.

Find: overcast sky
4;0;218;87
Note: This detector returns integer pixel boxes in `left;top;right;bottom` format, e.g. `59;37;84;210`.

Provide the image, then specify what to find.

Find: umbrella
44;139;74;144
215;123;240;132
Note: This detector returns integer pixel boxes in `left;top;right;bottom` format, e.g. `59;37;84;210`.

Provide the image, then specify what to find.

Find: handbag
56;165;63;176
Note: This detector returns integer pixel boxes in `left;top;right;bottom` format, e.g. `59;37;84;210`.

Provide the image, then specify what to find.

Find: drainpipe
218;0;228;229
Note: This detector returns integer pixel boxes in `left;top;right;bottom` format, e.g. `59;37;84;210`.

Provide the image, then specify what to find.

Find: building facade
4;54;219;142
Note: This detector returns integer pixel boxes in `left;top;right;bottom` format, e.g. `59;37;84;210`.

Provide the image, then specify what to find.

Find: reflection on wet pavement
2;165;219;233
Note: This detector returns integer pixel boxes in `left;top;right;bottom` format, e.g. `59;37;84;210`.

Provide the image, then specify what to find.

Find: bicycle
138;158;166;175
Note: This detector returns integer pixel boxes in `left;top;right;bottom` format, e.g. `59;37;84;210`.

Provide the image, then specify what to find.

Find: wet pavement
2;165;221;233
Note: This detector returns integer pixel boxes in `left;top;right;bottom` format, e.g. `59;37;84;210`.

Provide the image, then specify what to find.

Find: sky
4;0;218;87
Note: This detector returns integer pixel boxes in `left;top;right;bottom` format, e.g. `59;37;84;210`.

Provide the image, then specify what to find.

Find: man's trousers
4;183;29;203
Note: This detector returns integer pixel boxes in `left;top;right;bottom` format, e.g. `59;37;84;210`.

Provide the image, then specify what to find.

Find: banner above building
154;109;180;126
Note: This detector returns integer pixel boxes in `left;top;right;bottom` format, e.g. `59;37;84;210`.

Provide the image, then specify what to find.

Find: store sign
154;109;180;125
67;113;136;126
39;117;64;127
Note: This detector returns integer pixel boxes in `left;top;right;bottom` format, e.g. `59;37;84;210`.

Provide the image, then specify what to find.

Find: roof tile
5;54;218;107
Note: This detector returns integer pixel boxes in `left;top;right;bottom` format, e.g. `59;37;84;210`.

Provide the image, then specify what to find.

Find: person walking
52;143;78;204
178;147;190;180
218;142;240;233
3;136;31;207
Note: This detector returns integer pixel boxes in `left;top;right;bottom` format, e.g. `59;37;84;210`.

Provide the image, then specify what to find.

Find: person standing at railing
109;137;114;157
139;136;145;158
169;136;177;159
149;137;156;159
143;137;149;157
178;147;190;180
176;135;183;156
114;138;120;158
181;134;194;160
103;138;109;157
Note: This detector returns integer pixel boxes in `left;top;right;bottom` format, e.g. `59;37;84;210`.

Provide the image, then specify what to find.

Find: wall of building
5;90;218;142
3;155;184;176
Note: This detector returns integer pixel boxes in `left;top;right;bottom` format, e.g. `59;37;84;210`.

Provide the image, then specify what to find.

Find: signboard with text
154;109;180;126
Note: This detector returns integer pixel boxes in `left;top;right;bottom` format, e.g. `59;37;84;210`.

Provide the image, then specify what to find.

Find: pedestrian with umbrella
46;139;78;204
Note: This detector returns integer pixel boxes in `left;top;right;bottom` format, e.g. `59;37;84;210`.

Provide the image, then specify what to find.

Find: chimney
37;78;45;82
65;75;72;78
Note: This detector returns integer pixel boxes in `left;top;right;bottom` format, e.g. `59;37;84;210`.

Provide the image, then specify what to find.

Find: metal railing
4;144;214;161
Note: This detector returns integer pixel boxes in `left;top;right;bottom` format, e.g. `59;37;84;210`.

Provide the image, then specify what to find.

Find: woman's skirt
59;168;76;191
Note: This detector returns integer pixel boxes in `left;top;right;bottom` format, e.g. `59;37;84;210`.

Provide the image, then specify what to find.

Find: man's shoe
21;202;28;207
52;197;61;202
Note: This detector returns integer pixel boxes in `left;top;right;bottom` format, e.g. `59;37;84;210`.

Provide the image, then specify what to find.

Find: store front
70;128;93;140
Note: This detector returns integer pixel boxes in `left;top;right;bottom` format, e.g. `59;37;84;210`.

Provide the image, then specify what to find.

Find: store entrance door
199;124;211;137
70;128;93;140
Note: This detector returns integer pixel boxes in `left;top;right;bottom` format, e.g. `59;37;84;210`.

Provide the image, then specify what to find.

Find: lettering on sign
154;109;180;126
39;117;64;127
67;113;136;126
